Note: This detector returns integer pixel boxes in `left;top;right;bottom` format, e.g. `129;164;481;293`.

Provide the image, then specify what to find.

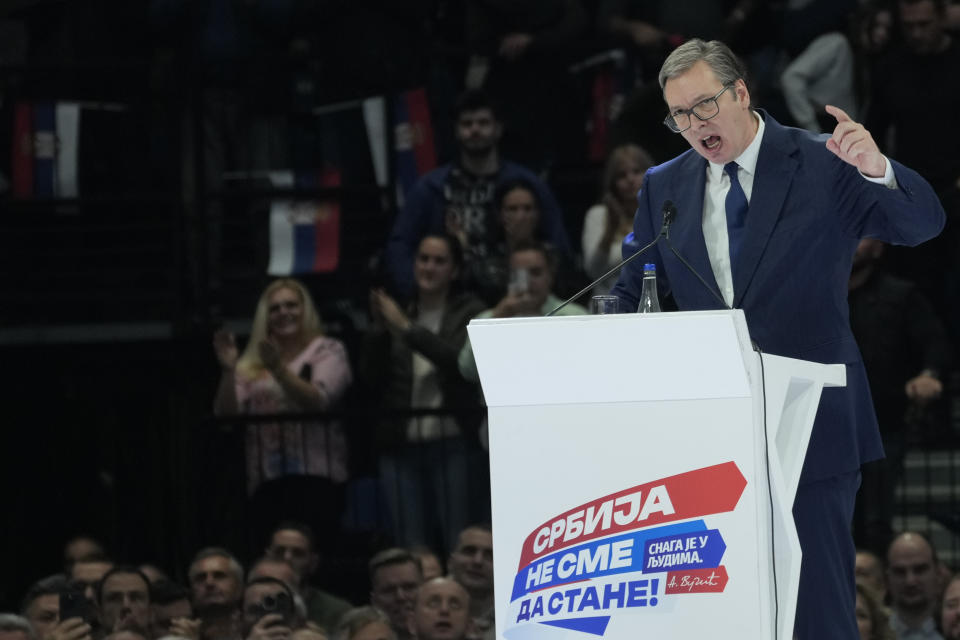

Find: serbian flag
587;65;625;163
11;101;81;199
267;168;341;275
393;88;436;204
12;102;33;198
33;102;56;197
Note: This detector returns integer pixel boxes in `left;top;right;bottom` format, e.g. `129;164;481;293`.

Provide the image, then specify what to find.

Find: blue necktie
724;161;748;272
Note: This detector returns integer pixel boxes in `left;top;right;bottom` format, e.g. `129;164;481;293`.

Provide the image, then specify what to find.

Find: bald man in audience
886;532;943;639
407;579;471;640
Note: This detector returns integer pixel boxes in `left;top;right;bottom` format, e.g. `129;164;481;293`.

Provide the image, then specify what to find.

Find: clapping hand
258;338;283;374
370;288;411;335
213;329;239;371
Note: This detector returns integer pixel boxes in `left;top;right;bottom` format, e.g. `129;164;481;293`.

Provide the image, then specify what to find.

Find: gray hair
0;614;36;640
658;39;748;92
332;606;396;640
188;547;244;584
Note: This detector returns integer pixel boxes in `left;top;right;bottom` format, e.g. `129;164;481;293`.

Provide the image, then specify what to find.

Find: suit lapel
669;152;723;306
732;113;798;307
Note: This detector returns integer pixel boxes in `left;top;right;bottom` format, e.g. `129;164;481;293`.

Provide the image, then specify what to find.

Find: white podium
468;310;845;640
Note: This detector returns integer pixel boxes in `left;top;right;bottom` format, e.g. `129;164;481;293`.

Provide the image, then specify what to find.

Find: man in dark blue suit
610;39;945;639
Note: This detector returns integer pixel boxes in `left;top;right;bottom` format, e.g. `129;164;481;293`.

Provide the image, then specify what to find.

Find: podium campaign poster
489;398;773;640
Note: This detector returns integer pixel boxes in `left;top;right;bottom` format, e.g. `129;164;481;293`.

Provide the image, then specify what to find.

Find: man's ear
734;79;751;109
308;552;319;575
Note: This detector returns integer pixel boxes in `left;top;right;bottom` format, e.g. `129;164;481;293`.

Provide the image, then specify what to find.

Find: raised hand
213;328;239;371
824;105;887;178
45;617;92;640
168;617;202;640
370;288;411;334
246;614;292;640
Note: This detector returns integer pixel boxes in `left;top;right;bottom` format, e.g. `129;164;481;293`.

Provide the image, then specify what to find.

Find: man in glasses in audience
609;38;945;640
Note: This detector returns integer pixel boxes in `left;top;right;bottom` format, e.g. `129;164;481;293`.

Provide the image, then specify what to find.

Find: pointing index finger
825;104;851;123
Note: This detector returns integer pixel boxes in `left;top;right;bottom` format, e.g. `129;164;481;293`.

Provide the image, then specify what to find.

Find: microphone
547;200;675;316
660;206;731;309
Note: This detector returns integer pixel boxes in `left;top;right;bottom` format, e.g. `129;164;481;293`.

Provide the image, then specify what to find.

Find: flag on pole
393;88;436;204
33;102;56;197
362;96;388;188
11;102;33;199
268;168;342;276
55;102;80;198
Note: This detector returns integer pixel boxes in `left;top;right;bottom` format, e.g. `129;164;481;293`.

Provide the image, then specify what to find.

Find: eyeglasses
663;84;735;133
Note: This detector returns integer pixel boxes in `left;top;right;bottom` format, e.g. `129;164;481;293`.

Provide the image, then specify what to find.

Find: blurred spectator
857;549;889;604
886;532;943;639
330;607;395;640
856;582;894;640
469;178;577;305
384;90;570;300
363;235;486;549
151;580;199;640
852;3;894;111
598;0;762;84
70;559;115;606
943;574;960;640
368;549;423;640
868;0;960;191
867;0;960;311
213;278;352;549
188;548;244;640
261;525;353;635
780;32;858;132
446;527;492;640
0;615;34;640
264;524;317;584
458;242;587;383
582;144;653;296
245;558;316;632
407;578;471;640
408;548;443;583
96;568;151;637
849;239;952;552
63;538;107;573
465;0;587;169
20;577;73;640
241;578;300;640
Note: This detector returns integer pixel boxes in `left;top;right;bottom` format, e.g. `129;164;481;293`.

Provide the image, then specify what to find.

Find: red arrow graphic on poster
518;462;746;569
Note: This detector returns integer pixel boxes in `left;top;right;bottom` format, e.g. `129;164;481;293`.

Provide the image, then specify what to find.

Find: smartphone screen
59;590;91;623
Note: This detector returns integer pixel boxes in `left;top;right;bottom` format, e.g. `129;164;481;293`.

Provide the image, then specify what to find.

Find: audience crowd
5;525;960;640
3;0;960;638
6;524;495;640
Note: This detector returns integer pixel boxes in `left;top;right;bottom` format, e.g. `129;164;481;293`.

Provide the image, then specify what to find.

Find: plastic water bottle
637;263;661;313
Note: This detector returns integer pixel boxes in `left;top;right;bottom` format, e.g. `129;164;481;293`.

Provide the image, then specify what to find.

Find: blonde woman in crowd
581;144;654;297
213;278;352;546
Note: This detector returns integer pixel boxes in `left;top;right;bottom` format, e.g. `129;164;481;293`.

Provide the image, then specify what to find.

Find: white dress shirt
701;111;897;307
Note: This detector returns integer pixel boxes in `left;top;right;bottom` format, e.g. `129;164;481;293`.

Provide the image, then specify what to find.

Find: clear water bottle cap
643;263;656;272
